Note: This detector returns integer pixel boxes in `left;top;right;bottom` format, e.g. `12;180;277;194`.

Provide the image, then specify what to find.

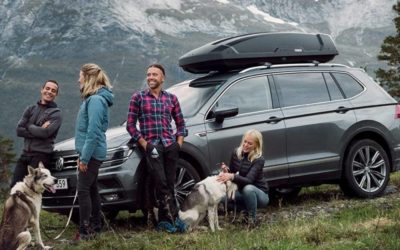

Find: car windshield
168;81;222;117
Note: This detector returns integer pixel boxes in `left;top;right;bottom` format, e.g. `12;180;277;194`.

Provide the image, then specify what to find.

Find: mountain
0;0;397;155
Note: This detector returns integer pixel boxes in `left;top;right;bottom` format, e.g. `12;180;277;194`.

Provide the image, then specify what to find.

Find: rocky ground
256;185;400;225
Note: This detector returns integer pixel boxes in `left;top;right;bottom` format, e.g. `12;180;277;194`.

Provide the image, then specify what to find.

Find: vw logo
55;157;64;171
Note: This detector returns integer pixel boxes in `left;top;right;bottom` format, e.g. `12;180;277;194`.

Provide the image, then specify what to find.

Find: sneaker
247;218;261;229
69;232;94;245
175;217;187;233
156;221;177;233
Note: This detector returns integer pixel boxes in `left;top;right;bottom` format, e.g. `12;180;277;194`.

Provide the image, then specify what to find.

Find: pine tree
376;1;400;98
0;135;16;186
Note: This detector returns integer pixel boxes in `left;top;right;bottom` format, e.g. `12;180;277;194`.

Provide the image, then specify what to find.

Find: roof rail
239;63;348;74
239;63;272;73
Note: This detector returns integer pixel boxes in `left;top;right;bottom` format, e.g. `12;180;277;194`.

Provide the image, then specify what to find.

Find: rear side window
215;76;271;115
331;73;364;98
323;73;344;101
274;72;330;107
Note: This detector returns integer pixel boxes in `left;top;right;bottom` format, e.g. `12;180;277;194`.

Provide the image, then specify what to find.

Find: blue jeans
235;184;269;221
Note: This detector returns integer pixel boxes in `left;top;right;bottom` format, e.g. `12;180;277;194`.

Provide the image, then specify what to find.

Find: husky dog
0;162;57;250
178;175;238;232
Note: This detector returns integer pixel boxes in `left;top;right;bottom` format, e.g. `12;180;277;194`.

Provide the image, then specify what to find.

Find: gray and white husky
0;162;57;250
178;175;238;232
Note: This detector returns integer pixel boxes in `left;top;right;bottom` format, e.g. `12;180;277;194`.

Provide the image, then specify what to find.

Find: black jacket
228;150;269;193
16;100;62;155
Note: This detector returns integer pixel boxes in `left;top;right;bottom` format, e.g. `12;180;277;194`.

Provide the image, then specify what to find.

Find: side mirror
214;106;239;123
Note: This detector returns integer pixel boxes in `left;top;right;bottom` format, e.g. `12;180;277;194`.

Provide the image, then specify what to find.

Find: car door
204;75;288;186
272;71;357;185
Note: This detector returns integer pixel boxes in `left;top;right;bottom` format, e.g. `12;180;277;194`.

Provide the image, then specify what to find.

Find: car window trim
272;70;367;109
204;75;273;121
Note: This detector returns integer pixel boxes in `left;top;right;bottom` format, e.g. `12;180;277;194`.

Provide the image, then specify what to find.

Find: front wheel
341;139;390;198
174;159;201;206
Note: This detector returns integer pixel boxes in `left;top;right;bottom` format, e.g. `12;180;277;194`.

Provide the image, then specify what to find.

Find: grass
2;173;400;249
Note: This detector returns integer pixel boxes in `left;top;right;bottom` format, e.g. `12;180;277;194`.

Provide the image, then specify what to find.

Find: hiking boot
247;217;261;229
69;231;95;245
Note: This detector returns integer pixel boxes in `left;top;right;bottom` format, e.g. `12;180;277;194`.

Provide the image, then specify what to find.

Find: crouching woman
217;129;269;227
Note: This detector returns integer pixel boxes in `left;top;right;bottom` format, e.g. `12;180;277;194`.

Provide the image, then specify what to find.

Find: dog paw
217;227;223;231
43;246;52;250
198;226;209;231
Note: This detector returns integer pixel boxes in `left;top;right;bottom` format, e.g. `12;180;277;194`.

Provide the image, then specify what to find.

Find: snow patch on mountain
215;0;229;4
247;5;298;26
326;0;396;37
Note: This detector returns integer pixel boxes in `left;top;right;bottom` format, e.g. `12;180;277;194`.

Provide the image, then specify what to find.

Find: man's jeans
77;158;102;235
10;153;51;188
234;184;269;221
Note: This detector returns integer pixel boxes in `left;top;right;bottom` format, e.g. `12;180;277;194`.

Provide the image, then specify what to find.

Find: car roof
189;63;353;86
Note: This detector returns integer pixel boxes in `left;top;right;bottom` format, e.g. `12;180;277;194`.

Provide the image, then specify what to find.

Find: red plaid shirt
126;89;187;146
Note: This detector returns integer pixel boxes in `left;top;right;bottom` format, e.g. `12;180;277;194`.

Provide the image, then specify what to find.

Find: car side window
323;73;344;100
274;72;330;107
331;73;364;98
214;76;271;115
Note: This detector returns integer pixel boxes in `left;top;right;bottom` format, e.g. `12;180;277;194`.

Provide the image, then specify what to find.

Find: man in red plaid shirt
126;64;187;232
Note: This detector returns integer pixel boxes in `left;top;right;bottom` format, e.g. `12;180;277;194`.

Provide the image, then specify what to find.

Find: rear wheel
341;139;390;198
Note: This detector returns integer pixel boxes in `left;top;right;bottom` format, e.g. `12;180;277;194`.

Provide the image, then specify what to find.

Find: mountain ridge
0;0;397;154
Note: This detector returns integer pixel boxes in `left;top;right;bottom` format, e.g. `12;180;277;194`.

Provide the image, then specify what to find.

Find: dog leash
49;169;128;243
39;187;78;240
224;184;237;223
52;188;78;240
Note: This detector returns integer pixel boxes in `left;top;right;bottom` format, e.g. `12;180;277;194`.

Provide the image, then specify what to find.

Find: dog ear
38;161;44;169
28;165;35;175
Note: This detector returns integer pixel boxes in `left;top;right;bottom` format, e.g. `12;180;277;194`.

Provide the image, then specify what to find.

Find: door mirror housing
213;106;239;123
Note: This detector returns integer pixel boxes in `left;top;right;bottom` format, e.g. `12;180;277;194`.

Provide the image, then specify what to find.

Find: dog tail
12;191;37;219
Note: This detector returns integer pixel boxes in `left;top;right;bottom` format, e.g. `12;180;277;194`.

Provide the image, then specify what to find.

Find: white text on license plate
55;178;68;190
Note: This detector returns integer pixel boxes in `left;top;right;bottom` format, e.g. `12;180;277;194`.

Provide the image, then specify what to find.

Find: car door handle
266;116;282;124
335;106;350;114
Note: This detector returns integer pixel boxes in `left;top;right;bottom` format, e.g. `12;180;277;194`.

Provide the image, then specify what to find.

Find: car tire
175;159;201;206
103;210;119;221
142;158;201;212
342;139;390;198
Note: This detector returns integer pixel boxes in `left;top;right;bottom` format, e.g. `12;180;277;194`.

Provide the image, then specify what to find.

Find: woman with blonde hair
218;129;269;227
73;63;114;242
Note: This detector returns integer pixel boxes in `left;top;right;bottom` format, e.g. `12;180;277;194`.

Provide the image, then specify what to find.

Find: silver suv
43;33;400;219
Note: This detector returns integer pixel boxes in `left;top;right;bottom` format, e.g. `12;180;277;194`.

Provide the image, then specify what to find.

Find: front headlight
102;146;133;167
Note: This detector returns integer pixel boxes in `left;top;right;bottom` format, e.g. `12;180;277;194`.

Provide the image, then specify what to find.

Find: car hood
54;125;131;152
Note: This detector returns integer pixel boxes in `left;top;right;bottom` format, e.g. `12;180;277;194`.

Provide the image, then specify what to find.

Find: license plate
55;178;68;190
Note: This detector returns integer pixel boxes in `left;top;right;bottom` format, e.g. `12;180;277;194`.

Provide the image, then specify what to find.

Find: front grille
49;153;79;171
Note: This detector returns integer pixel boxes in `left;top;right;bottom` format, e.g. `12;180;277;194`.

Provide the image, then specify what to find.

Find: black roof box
179;32;338;74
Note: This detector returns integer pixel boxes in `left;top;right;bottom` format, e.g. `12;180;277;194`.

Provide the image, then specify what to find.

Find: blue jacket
75;87;114;165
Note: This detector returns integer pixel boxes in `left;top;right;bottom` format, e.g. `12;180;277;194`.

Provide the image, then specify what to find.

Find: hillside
0;0;397;154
